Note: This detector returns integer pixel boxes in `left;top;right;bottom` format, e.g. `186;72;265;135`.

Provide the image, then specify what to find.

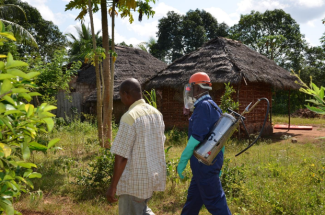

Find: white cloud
152;2;183;18
117;2;181;43
307;20;316;27
124;20;158;38
204;7;240;26
22;0;62;25
297;0;324;8
237;0;289;13
114;31;143;46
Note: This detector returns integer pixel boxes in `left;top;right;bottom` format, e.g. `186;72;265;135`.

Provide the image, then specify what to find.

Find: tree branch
0;90;12;99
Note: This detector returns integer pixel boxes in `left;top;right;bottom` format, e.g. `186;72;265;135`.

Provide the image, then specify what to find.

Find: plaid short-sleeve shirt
110;99;166;199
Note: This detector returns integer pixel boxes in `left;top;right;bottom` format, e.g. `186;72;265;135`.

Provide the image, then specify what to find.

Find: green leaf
11;88;29;93
0;74;16;80
28;172;42;179
18;93;31;102
43;105;57;112
2;95;16;106
27;104;34;117
43;118;54;132
4;110;22;115
305;99;321;105
39;112;56;118
311;83;320;94
22;142;30;160
28;92;42;97
29;142;48;151
0;117;13;132
25;72;40;80
6;69;28;79
0;103;5;114
0;143;11;157
305;105;325;114
15;176;28;184
319;88;324;101
38;103;48;111
0;79;13;95
0;197;14;215
48;138;60;149
0;32;16;41
6;53;28;69
0;61;4;70
15;161;37;169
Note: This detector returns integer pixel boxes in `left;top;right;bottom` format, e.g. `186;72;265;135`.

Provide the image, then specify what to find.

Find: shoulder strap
208;100;222;115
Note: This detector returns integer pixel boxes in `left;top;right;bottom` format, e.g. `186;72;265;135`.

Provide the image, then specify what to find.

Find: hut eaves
145;37;300;90
78;45;167;101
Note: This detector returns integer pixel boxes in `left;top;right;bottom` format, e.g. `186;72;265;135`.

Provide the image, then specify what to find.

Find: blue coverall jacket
181;95;231;215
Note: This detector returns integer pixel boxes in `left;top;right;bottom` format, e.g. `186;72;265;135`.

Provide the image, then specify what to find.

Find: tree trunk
108;0;116;146
88;0;103;146
101;0;111;148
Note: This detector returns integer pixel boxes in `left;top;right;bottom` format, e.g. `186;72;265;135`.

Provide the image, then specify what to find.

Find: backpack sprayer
193;98;270;166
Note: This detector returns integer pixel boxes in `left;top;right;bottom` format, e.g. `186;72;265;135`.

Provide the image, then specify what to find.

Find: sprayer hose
235;98;270;157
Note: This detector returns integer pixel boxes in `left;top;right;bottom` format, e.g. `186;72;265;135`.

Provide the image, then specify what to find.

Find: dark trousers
181;156;231;215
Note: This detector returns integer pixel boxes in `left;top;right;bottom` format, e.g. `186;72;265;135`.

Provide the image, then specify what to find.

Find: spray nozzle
245;102;252;112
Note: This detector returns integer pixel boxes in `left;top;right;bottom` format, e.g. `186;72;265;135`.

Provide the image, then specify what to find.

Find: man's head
119;78;142;108
189;72;212;98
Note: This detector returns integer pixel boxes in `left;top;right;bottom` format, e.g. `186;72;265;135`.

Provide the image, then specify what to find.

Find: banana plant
144;89;157;109
292;70;325;115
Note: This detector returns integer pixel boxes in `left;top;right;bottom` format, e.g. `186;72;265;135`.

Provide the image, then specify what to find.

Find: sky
22;0;325;47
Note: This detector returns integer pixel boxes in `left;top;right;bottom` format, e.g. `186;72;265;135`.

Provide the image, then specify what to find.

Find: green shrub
0;21;58;215
72;148;114;191
165;128;188;146
220;82;239;112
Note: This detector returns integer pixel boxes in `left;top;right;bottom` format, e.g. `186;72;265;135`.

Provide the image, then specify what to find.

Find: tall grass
273;115;325;125
14;119;325;215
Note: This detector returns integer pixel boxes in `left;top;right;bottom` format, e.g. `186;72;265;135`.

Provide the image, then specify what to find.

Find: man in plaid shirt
107;78;166;215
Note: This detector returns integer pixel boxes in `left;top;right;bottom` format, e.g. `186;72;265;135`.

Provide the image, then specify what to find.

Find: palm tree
66;23;102;61
136;37;157;53
0;3;37;47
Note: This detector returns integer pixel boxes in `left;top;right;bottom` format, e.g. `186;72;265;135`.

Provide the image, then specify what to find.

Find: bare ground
272;124;325;143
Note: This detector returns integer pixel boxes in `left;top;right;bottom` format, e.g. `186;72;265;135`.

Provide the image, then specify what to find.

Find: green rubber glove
177;136;200;179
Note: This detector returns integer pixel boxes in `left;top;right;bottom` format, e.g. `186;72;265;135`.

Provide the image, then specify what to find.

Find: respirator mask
184;83;212;112
184;83;195;111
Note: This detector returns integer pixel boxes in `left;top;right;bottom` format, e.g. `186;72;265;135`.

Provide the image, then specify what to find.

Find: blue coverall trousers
181;156;231;215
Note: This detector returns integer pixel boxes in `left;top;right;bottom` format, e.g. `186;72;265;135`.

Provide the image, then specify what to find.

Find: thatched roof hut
145;37;300;134
146;37;299;90
66;45;166;122
79;45;167;102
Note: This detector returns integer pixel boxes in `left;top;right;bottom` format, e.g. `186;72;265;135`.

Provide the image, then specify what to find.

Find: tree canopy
66;23;102;62
229;9;305;68
2;0;67;61
152;9;229;63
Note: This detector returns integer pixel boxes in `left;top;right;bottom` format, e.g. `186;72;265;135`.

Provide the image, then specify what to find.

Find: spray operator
177;72;231;215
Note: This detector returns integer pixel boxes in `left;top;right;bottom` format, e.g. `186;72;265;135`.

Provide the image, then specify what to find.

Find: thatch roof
78;45;167;101
145;37;300;90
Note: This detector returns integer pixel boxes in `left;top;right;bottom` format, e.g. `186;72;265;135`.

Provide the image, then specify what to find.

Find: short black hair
120;78;142;97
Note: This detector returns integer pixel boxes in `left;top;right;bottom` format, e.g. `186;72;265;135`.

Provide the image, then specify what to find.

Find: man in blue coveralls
177;72;231;215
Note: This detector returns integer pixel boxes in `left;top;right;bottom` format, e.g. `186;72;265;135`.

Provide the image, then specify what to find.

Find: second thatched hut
145;37;300;135
66;45;167;121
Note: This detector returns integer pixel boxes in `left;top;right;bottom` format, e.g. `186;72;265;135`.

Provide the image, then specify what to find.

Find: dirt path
272;125;325;143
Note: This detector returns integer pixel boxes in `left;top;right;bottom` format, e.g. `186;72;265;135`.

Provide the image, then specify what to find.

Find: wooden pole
237;81;241;139
288;89;291;131
88;0;103;146
101;0;111;148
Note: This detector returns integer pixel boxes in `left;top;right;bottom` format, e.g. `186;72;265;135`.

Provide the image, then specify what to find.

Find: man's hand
106;186;118;203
